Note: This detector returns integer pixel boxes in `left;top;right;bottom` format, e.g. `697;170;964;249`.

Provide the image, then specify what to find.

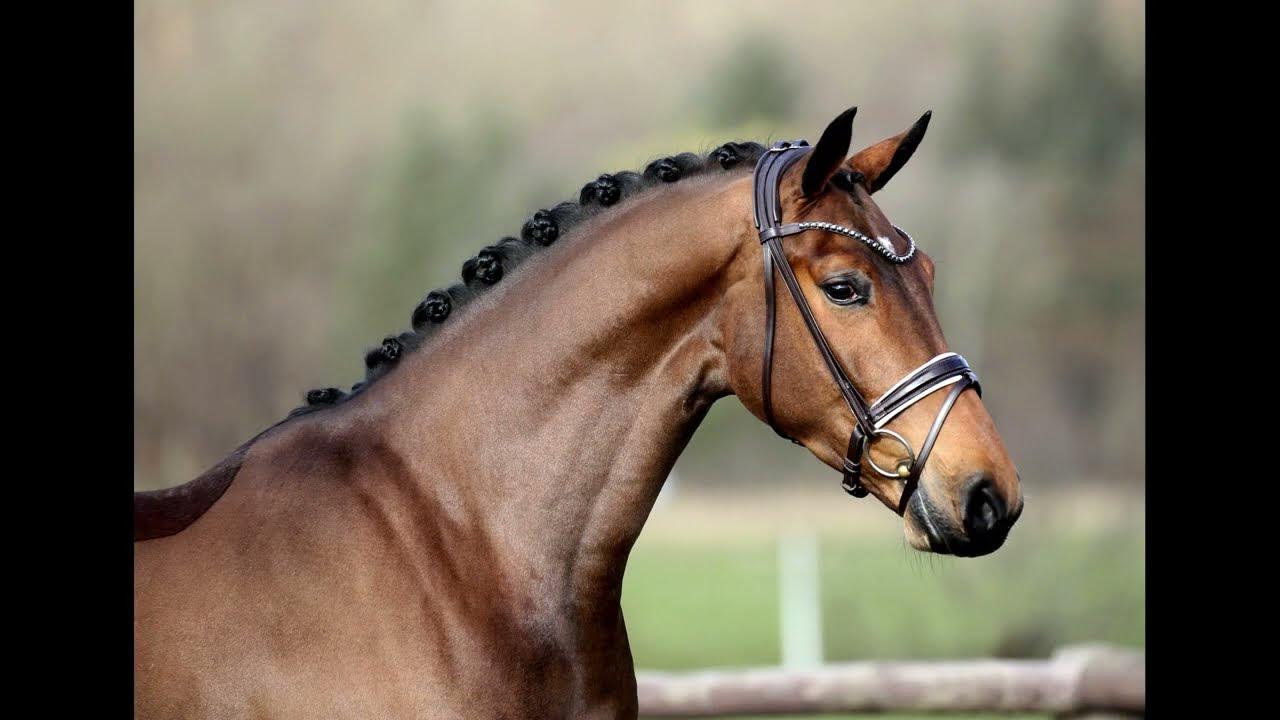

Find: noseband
754;140;981;509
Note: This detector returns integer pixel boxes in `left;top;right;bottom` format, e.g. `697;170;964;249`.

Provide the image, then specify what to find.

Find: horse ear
847;110;931;194
801;107;858;197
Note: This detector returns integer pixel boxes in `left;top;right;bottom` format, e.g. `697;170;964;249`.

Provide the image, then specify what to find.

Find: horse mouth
902;488;1014;557
903;493;950;554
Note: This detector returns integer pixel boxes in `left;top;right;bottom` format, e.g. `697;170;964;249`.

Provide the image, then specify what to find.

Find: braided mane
287;140;768;420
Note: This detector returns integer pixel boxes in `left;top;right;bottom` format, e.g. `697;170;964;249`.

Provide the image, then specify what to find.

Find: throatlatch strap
757;144;814;443
760;239;784;438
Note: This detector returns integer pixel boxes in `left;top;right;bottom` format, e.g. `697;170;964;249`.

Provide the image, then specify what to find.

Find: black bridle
754;140;981;509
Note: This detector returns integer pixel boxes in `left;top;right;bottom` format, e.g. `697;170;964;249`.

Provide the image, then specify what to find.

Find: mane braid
292;140;768;416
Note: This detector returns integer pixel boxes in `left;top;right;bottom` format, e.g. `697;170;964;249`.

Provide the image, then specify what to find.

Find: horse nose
962;473;1006;542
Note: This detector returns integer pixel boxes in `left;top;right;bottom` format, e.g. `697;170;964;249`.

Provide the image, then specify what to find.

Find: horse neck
361;173;752;606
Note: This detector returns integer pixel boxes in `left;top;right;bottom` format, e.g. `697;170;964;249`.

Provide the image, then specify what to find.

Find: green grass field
624;523;1143;669
621;495;1143;719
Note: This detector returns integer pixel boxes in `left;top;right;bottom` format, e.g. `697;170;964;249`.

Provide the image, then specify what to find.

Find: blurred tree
949;1;1143;185
702;31;803;127
944;1;1145;484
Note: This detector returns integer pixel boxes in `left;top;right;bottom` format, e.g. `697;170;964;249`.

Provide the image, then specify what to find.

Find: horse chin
902;515;937;553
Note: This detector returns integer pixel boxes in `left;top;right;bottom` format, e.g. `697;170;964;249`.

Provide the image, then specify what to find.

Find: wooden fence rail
636;644;1144;717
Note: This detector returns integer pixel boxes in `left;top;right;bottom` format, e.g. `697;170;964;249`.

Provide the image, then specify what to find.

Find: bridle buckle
840;464;869;497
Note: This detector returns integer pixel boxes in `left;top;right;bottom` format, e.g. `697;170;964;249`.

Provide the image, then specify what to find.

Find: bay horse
135;107;1022;718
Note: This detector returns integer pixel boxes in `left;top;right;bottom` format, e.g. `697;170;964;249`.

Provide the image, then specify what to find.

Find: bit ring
861;428;916;479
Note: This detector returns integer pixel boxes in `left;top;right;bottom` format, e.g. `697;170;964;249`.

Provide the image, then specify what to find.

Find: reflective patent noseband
754;140;981;508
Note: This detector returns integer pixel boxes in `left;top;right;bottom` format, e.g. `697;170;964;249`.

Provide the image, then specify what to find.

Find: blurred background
135;0;1143;713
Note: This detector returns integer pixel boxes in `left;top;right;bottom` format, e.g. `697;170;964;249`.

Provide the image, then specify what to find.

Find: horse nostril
962;474;1005;539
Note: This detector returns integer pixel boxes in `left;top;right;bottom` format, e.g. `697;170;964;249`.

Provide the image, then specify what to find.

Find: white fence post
778;530;823;668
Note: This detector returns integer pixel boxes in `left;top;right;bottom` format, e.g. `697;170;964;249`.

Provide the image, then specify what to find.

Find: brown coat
135;111;1021;719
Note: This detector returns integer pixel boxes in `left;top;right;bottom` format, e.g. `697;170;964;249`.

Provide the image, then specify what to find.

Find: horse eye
821;280;862;306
